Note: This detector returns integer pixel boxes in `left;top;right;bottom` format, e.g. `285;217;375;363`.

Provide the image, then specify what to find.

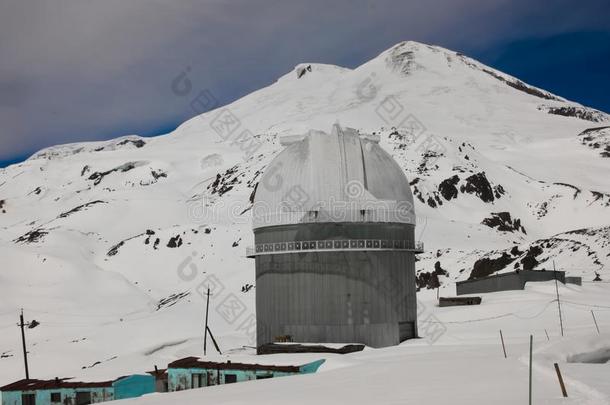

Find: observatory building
247;125;422;349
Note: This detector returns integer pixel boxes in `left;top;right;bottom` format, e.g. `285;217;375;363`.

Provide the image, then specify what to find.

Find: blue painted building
167;357;325;391
0;374;155;405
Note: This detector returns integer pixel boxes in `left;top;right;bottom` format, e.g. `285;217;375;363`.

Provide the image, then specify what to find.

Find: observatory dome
252;125;415;229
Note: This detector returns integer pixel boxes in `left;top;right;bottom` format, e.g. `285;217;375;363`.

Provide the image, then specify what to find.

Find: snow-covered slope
0;41;609;395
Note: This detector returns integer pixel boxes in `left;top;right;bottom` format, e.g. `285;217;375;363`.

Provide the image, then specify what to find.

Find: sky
1;0;609;167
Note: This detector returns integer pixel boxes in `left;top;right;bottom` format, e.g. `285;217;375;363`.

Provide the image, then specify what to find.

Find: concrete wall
2;387;113;405
1;375;154;405
254;222;418;348
168;367;296;391
113;375;155;400
153;378;167;393
456;270;566;295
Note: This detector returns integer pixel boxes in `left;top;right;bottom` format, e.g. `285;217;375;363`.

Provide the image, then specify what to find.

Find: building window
256;374;273;380
224;374;237;384
75;391;92;405
50;392;62;402
22;394;36;405
192;373;204;388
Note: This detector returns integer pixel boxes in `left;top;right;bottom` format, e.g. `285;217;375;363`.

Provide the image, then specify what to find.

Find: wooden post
19;309;30;380
529;335;534;405
499;330;507;358
591;310;600;334
207;326;222;355
204;287;210;356
544;329;550;341
553;363;568;397
553;261;564;337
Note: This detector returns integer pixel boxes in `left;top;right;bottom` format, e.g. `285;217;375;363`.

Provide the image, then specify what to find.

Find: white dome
252;125;415;229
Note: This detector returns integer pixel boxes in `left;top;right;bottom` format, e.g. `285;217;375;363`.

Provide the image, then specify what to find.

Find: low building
438;296;482;307
565;276;583;286
146;368;168;393
456;270;581;295
0;375;155;405
167;357;325;391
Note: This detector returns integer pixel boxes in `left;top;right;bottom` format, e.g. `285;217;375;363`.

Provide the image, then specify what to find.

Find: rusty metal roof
167;357;301;373
1;378;116;392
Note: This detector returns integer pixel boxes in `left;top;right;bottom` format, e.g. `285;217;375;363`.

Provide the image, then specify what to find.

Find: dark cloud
1;0;608;162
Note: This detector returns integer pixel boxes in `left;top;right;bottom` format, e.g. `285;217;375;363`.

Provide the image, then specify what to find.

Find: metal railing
246;239;424;257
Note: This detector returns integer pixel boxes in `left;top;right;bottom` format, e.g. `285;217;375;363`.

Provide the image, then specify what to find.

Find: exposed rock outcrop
482;212;526;234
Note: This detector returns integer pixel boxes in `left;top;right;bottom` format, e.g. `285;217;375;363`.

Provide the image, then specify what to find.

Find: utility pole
499;330;507;358
529;335;534;405
591;310;600;334
553;261;564;336
204;287;210;356
19;309;30;380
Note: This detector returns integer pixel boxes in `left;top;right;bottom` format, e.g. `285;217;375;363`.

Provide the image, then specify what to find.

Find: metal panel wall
456;270;567;295
254;223;417;348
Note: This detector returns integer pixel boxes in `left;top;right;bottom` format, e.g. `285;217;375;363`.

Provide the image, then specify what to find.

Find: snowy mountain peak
0;40;608;385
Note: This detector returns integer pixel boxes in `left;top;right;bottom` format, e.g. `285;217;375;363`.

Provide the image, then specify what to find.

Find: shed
0;374;155;405
438;297;482;307
456;270;567;295
167;357;325;391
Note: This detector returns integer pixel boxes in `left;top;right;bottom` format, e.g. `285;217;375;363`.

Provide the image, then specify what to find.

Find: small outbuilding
167;357;325;391
0;375;155;405
456;270;582;295
438;296;482;307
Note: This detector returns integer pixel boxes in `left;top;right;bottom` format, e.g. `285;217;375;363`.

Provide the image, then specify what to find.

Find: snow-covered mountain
0;41;609;385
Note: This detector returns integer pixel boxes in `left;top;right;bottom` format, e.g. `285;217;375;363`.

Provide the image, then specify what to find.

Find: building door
21;394;36;405
75;392;92;405
206;371;216;386
399;321;415;341
191;373;204;388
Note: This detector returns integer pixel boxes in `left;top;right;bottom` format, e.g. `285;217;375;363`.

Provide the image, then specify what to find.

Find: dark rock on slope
469;252;514;280
58;200;106;218
167;235;183;248
460;172;504;203
416;261;449;290
208;166;242;197
540;106;607;123
482;212;526;234
479;68;559;101
438;175;459;201
14;228;49;244
578;126;610;158
88;162;141;186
